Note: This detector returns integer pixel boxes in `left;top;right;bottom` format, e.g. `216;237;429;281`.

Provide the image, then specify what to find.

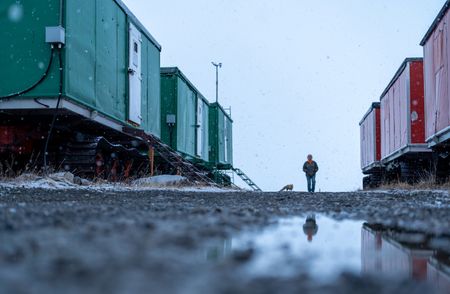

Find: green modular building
160;67;210;164
0;0;161;137
209;103;233;169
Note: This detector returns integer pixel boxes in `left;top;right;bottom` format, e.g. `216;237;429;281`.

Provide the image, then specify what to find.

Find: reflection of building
428;256;450;293
205;239;232;261
362;224;450;293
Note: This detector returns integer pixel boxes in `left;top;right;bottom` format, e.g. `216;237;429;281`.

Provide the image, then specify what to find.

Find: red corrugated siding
410;61;425;144
423;9;450;140
380;60;425;160
375;108;381;161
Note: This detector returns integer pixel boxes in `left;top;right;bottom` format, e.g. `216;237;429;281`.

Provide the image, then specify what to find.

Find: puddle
230;215;363;280
205;215;450;292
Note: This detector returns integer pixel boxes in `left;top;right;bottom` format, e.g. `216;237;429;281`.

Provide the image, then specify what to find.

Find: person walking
303;154;319;193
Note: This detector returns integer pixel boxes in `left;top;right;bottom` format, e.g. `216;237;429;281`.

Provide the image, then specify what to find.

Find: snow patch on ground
0;173;236;193
371;189;450;196
132;175;189;187
1;173;83;190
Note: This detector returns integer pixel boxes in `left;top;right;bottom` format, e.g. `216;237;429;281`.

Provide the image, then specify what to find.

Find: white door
196;98;203;157
128;23;142;125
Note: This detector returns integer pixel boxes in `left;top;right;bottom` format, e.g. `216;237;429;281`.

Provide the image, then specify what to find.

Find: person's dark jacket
303;161;319;177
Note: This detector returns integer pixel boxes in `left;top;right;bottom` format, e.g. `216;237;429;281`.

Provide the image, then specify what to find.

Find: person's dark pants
306;174;316;193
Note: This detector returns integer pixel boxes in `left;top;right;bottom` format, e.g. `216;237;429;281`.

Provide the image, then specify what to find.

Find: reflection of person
303;215;319;242
303;154;319;193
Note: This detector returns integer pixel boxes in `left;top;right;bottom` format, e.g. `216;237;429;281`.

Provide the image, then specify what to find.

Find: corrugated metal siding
381;60;425;160
360;107;380;170
410;61;425;144
176;77;196;157
208;106;218;166
226;116;233;165
96;0;127;121
218;110;226;163
424;41;435;140
65;0;127;121
375;108;381;161
381;97;388;159
0;0;61;97
423;9;450;140
65;0;96;107
160;75;177;148
65;0;161;134
141;38;161;137
363;111;374;169
161;70;212;162
0;0;161;137
209;103;233;167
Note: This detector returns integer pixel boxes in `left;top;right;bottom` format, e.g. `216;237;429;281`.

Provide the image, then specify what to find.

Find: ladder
123;127;216;185
232;168;262;192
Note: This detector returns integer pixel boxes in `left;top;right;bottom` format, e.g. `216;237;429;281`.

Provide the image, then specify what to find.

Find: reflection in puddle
205;215;450;292
231;215;363;280
206;215;363;280
363;224;450;293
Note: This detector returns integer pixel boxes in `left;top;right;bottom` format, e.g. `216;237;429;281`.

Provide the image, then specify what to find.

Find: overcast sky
123;0;444;192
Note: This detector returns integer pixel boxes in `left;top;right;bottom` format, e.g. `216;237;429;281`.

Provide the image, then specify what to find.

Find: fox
279;184;294;192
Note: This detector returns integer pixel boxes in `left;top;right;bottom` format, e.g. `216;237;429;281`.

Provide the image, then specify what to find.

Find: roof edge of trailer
160;67;211;104
359;102;380;126
379;57;423;100
420;0;450;46
210;102;233;122
114;0;162;51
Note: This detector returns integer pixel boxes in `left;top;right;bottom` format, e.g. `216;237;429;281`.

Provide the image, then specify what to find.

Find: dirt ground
0;187;449;294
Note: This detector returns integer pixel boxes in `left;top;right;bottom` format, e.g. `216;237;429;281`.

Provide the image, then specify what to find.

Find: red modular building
360;103;383;188
380;58;428;162
421;1;450;146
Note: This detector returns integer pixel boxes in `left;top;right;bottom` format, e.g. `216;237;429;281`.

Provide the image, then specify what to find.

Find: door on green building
196;98;204;158
128;23;142;125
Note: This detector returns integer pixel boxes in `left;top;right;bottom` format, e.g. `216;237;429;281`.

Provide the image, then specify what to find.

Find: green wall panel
94;0;127;121
160;75;177;147
0;0;61;97
65;0;96;106
208;106;219;165
141;38;161;137
209;103;233;168
176;77;196;156
65;0;127;121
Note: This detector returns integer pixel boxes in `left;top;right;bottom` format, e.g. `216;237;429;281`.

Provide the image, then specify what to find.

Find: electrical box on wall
166;114;176;125
45;26;65;45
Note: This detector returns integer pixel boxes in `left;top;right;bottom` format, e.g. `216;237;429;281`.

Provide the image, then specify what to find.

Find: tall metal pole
212;62;222;103
215;66;218;103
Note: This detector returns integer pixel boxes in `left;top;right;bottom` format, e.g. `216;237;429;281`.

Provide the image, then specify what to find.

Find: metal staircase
123;127;216;185
232;168;262;191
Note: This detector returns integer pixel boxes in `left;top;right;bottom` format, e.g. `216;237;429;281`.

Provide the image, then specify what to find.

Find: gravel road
0;187;449;294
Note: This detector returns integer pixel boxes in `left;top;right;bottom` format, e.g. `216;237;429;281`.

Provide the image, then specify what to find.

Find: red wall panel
380;59;425;160
375;108;381;161
410;61;425;144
